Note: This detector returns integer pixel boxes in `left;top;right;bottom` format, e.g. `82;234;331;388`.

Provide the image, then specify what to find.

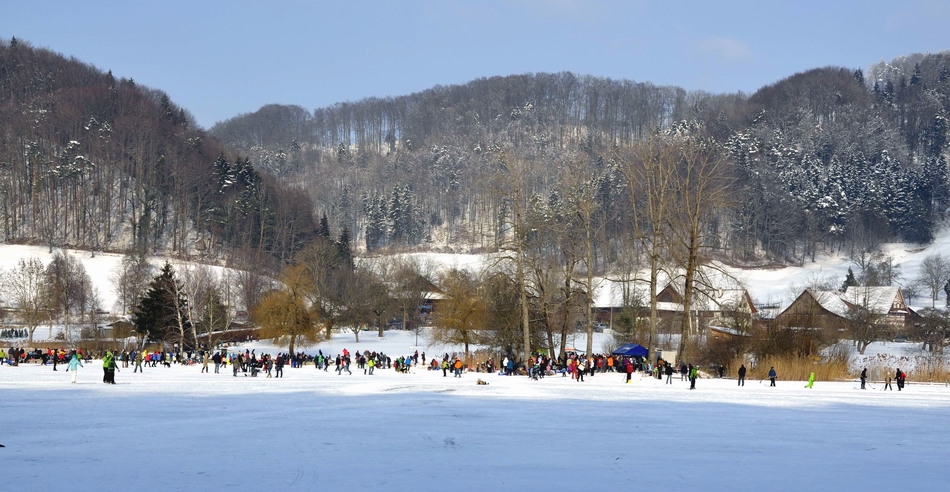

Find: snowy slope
0;245;233;313
2;227;948;340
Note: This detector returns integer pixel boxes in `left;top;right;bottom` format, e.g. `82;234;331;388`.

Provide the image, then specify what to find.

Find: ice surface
2;330;948;489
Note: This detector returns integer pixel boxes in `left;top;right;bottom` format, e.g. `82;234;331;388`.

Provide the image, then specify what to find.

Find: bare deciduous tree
3;258;48;344
915;253;950;308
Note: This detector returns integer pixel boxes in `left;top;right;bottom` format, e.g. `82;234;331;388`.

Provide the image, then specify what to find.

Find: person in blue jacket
67;353;83;383
768;366;777;387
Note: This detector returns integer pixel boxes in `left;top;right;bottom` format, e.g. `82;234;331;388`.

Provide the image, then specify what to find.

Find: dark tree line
212;53;950;266
0;38;317;265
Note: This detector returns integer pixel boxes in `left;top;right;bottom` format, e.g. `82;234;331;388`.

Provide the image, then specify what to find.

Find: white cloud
695;37;753;63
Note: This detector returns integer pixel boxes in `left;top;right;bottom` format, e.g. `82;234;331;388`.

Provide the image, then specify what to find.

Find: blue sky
4;0;948;128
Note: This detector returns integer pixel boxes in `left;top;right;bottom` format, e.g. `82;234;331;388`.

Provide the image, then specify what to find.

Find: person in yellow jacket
102;351;117;384
805;372;815;388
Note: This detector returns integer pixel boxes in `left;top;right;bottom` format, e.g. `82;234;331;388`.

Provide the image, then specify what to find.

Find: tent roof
612;344;649;357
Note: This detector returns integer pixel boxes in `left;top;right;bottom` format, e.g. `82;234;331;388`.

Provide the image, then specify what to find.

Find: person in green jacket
688;364;698;390
102;351;117;384
805;372;815;388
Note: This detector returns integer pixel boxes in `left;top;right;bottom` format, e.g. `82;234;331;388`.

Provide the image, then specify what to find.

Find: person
134;350;144;373
102;351;114;384
737;364;746;386
805;372;815;388
453;358;463;378
768;366;777;387
201;352;210;373
624;359;633;384
688;364;698;390
680;362;688;381
718;365;725;378
860;367;867;390
896;369;906;391
367;357;375;375
883;375;892;390
441;359;448;377
665;361;674;384
67;353;83;383
275;353;284;378
576;360;586;382
212;352;222;374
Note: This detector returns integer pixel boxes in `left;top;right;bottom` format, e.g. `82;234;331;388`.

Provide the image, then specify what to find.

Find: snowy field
2;331;949;490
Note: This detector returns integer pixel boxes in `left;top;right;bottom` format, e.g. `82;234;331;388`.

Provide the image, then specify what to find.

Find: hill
0;38;317;265
211;55;950;267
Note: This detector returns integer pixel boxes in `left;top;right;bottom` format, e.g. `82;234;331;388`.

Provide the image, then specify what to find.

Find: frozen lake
2;349;947;490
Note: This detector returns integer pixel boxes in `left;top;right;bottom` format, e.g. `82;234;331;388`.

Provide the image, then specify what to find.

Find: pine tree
842;267;858;291
318;213;331;238
337;226;353;268
133;262;189;347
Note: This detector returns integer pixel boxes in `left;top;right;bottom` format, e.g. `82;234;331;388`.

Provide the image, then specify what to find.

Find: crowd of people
1;344;918;392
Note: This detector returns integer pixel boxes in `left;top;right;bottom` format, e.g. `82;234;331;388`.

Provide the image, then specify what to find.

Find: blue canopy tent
612;344;649;357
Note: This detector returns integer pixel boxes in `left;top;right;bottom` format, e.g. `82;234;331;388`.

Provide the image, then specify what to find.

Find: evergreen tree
842;267;858;291
133;262;189;346
337;226;353;268
318;213;331;238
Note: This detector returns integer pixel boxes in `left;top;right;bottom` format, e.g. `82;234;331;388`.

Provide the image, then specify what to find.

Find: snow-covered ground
2;337;948;489
2;226;949;321
0;244;232;314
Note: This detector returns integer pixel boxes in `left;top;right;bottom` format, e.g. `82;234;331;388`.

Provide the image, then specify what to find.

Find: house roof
806;289;851;318
840;286;901;315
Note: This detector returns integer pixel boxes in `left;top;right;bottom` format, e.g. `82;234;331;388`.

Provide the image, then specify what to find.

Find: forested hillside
212;53;950;268
0;38;317;266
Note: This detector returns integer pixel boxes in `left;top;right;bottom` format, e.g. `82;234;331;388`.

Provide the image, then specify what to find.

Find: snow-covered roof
840;286;901;315
708;325;750;337
694;289;754;312
807;289;851;317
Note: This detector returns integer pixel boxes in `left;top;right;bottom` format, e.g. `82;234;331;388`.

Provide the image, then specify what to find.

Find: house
773;286;916;331
654;282;758;332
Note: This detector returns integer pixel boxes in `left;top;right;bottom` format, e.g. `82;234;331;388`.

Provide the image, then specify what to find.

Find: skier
737;364;746;386
67;353;83;383
860;367;867;389
805;372;815;388
768;366;777;387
